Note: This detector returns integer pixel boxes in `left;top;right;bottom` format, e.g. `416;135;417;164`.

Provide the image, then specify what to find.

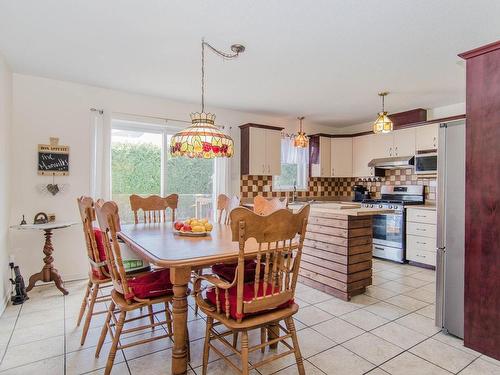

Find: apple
182;224;192;232
174;221;183;231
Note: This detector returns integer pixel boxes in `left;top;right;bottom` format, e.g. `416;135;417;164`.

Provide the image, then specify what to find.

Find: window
111;119;214;223
273;137;309;191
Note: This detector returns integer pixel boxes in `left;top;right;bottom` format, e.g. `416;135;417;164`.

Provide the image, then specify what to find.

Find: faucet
291;181;297;204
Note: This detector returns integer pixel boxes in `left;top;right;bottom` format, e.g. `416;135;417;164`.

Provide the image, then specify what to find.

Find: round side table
11;221;78;295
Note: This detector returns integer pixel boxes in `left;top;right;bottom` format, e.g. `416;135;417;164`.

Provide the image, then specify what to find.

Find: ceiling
1;0;499;127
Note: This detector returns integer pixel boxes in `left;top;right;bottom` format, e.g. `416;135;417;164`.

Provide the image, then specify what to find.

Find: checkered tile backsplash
240;168;437;202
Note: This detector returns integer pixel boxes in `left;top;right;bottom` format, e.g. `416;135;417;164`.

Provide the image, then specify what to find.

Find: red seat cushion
206;281;293;320
91;228;109;279
212;260;264;283
127;269;173;299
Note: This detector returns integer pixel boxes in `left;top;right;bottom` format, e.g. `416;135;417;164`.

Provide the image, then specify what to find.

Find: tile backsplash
240;168;437;202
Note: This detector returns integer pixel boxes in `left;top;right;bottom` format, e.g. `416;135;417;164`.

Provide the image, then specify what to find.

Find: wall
0;55;12;312
9;74;334;282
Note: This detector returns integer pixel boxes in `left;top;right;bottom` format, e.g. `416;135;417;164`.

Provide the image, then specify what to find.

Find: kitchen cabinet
415;124;438;151
352;134;375;177
371;133;393;158
331;138;352;177
393;128;416;156
311;136;331;177
239;123;284;176
406;207;437;267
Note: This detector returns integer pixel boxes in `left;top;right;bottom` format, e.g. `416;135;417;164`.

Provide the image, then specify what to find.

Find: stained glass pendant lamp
293;116;309;148
170;40;245;158
373;92;394;134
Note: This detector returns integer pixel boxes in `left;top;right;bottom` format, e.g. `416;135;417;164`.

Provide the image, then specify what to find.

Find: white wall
9;74;334;282
0;55;12;311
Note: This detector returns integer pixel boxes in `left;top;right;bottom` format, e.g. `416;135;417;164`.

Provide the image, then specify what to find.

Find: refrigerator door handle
436;246;446;329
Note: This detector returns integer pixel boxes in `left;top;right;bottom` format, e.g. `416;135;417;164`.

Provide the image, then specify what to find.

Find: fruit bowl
173;218;213;237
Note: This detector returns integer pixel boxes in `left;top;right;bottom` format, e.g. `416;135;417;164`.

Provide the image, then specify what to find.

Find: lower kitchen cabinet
406;207;437;267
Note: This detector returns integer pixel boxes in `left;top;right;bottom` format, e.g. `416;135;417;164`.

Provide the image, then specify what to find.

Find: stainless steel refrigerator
436;119;466;338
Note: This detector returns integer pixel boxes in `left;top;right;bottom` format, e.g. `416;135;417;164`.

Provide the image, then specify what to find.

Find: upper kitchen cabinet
331;137;352;177
310;135;332;177
371;133;394;158
240;123;283;176
415;123;438;151
352;134;375;177
393;127;416;156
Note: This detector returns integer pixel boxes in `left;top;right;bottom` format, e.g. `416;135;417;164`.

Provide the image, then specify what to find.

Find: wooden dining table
118;222;263;375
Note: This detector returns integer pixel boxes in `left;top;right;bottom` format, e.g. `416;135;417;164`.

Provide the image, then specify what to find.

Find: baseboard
0;291;10;317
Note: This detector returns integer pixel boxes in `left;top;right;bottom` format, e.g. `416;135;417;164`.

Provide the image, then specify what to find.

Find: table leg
268;322;280;350
170;267;191;375
26;229;68;295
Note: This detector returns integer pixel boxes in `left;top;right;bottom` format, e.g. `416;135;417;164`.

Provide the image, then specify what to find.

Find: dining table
118;222;264;375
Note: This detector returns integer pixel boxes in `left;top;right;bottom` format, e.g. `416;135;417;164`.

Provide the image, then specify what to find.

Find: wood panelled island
294;204;391;301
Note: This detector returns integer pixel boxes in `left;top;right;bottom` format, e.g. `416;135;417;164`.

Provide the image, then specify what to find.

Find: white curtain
89;109;111;200
281;136;309;165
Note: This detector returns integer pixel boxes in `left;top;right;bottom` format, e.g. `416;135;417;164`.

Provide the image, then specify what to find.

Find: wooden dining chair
94;200;177;375
129;194;178;223
217;194;241;224
76;196;114;346
253;195;287;216
194;205;310;375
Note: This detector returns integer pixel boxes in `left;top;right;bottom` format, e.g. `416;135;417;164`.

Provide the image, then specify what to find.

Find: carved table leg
26;229;68;295
170;266;191;375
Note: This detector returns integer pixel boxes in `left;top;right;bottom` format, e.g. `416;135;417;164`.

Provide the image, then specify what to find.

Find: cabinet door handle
268;164;270;173
433;137;437;148
416;254;426;258
395;146;398;156
416;215;427;218
389;147;392;156
416;228;426;231
416;241;427;245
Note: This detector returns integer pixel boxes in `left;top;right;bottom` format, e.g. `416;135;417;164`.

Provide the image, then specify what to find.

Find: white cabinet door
371;133;394;158
319;136;332;177
331;138;352;177
248;127;267;175
416;124;438;151
353;135;373;177
266;129;282;176
393;128;416;156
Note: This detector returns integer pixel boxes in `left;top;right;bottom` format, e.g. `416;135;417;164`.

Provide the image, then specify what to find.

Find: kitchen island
291;203;391;301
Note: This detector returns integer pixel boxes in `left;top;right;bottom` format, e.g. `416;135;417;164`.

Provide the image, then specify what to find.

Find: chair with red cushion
93;199;176;375
76;197;114;346
194;205;310;375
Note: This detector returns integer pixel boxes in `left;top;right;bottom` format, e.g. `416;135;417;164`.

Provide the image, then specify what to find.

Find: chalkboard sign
38;137;70;176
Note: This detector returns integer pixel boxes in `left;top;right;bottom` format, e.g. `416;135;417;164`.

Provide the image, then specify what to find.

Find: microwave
415;152;437;174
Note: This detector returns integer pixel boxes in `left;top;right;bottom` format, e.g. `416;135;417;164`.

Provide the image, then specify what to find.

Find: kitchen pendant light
293;116;309;148
373;92;393;134
170;40;245;158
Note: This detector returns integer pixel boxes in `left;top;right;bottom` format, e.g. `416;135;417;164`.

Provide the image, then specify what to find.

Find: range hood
368;155;415;169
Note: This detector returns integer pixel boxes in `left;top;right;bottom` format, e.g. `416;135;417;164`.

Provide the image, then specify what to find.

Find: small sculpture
20;215;27;225
33;212;49;224
9;263;29;305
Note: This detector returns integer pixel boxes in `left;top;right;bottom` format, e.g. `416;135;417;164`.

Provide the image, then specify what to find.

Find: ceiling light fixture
170;39;245;158
373;92;393;134
293;116;309;148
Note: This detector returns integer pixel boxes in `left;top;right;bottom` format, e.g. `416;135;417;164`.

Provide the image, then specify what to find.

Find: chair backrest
217;194;241;224
130;194;178;224
253;195;287;216
77;196;110;279
94;199;134;302
224;205;310;322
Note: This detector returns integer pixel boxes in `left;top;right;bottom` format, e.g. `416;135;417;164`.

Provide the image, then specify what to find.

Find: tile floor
0;259;498;374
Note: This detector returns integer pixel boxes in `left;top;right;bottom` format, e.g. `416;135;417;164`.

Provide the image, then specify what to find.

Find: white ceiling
1;0;499;127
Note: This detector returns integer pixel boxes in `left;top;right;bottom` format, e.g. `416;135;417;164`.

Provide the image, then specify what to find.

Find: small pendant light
293;116;309;148
170;40;245;158
373;92;393;134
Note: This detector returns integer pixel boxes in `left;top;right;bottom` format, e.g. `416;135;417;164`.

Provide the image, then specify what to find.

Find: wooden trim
240;126;250;175
238;123;284;131
459;40;500;60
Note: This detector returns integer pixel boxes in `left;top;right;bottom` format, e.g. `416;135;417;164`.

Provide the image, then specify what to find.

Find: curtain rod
89;108;190;124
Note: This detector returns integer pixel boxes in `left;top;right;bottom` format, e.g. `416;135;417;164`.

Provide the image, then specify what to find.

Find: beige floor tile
194;356;256;375
65;325;111;353
395;313;440;337
381;352;451;375
121;330;173;361
315;298;360;316
0;316;17;336
0;304;21;319
127;348;195;374
364;285;399;300
295;327;336;358
0;355;64;375
273;360;325;375
343;332;403;365
15;307;64;329
66;341;125;375
366;368;390;374
480;354;500;367
420;281;437;292
294;296;311;307
9;318;63;347
385;295;429;311
188;336;233;369
371;322;427;349
348;294;379;308
311;317;364;343
372;274;391;286
386;266;422;277
459;358;500;375
309;345;375;374
294;305;333;326
0;335;64;371
295;288;333;304
341;309;389;330
187;318;210;341
404;286;436;304
396;276;431;288
377;281;415;294
373;270;401;281
249;345;297;374
410;272;436;282
432;332;482;357
410;338;476;373
364;302;410;321
415;304;436;319
86;361;130;374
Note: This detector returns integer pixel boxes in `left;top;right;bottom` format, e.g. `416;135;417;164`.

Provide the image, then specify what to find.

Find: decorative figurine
9;263;29;305
20;215;27;225
33;212;49;224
